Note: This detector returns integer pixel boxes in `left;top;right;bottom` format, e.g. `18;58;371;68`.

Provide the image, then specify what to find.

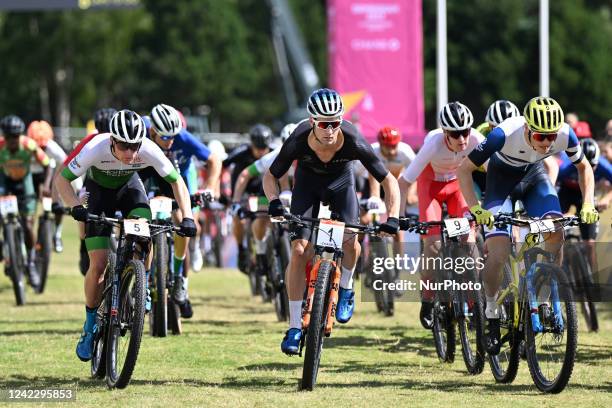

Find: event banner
328;0;425;145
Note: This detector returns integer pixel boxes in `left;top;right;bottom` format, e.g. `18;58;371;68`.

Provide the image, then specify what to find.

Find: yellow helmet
523;96;564;133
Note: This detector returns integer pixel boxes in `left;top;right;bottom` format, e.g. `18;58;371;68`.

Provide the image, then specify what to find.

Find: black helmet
1;115;25;137
94;108;117;134
580;138;600;167
249;124;272;148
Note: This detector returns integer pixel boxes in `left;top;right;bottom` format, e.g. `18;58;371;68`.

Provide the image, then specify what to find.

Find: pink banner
329;0;425;145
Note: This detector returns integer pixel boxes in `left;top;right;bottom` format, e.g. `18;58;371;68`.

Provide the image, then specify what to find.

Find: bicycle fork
526;263;564;333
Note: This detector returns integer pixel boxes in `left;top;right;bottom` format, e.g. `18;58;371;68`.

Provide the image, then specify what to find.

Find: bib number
42;197;53;212
150;196;173;217
529;219;555;234
316;219;345;249
444;217;471;237
124;219;150;238
0;195;19;216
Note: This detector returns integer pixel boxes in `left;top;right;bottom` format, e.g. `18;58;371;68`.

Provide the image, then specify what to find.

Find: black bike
1;195;29;305
35;197;54;293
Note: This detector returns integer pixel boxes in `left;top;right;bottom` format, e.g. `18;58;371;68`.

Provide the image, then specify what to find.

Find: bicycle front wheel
458;288;485;374
301;260;334;391
432;300;456;363
150;234;168;337
106;259;146;389
525;264;577;393
35;216;53;293
5;222;26;306
91;253;115;379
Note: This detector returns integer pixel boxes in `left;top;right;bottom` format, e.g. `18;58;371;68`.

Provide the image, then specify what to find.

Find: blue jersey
558;154;612;190
143;116;210;175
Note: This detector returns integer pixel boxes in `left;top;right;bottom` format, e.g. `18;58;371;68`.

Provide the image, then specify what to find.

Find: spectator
605;119;612;140
573;121;592;138
565;112;579;128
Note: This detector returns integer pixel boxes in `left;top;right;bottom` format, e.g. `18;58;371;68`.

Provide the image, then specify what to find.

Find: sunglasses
447;129;470;139
159;135;175;141
315;120;342;130
530;130;557;142
113;140;141;152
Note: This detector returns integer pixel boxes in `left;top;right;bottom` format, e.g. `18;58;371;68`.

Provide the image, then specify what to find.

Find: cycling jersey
61;133;178;189
0;136;50;181
248;147;281;177
354;141;415;179
31;139;66;174
400;129;484;183
223;144;266;196
468;116;582;238
64;132;97;166
557;154;612;190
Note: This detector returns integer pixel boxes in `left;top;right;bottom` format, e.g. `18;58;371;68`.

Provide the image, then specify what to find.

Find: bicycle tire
213;213;223;268
273;232;291;322
106;259;146;389
525;264;577;393
488;263;520;383
566;244;598;332
301;260;333;391
6;222;26;306
432;300;456;363
91;252;115;379
35;216;53;293
458;286;485;374
167;297;183;335
150;233;168;337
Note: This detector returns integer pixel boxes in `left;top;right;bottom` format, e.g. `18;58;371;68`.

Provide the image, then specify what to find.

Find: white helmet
109;110;147;143
485;100;520;126
439;101;474;131
207;139;227;161
280;123;297;143
150;103;182;136
307;88;344;119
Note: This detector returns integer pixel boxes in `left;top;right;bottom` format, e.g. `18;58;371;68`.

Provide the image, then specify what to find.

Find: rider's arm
232;166;255;202
368;174;381;199
575;157;596;206
266;138;298;201
183;130;221;192
380;173;400;218
204;152;222;192
263;169;280;201
543;156;559;185
457;159;480;208
170;177;194;220
398;176;412;215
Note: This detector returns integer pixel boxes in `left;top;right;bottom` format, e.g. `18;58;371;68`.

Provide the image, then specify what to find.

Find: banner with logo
328;0;425;145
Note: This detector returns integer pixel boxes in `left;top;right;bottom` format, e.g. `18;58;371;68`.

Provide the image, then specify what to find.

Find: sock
289;300;303;329
85;306;97;332
485;294;499;319
183;277;189;291
54;223;63;238
339;266;355;290
173;255;185;278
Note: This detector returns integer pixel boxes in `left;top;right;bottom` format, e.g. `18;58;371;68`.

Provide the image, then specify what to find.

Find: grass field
1;220;611;408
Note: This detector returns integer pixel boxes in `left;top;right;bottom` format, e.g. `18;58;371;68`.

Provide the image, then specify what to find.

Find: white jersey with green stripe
62;133;179;189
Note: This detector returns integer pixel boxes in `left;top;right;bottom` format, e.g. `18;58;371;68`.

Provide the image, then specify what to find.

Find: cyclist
230;123;297;276
263;88;401;355
27;120;68;252
397;102;485;329
557;138;611;273
56;108;117;275
0;115;52;288
140;103;221;317
457;96;598;355
55;109;196;362
223;124;273;272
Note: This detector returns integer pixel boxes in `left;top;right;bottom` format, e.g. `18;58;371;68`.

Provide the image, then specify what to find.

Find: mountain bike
0;195;28;305
201;199;228;268
401;216;485;374
487;214;578;393
86;213;179;388
34;197;54;293
562;227;598;332
280;212;378;391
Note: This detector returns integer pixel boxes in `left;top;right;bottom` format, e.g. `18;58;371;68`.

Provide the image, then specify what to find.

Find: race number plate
42;197;53;212
0;195;19;216
150;196;173;216
316;219;345;249
444;217;471;237
248;196;259;212
124;219;150;238
529;219;555;234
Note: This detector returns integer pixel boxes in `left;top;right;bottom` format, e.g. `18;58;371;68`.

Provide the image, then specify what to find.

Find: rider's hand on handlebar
470;204;494;229
230;202;243;217
366;196;383;211
70;205;89;222
379;217;399;235
177;217;197;237
580;202;599;224
268;198;285;218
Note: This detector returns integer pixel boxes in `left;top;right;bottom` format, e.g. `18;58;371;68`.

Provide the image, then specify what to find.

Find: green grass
1;220;611;408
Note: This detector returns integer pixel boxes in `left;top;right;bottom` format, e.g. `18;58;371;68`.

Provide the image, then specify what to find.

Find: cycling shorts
0;172;36;215
416;164;469;238
289;167;359;242
82;173;151;250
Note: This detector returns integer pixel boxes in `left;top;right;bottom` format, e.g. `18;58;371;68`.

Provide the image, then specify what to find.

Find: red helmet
572;121;592;138
377;126;401;147
27;120;54;147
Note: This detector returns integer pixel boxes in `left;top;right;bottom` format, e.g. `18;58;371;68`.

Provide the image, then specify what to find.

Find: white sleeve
255;149;280;174
45;140;67;168
400;134;437;183
66;140;97;178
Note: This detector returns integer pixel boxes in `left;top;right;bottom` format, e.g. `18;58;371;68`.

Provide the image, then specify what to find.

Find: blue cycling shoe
76;322;97;362
335;288;355;323
145;288;151;313
281;328;302;355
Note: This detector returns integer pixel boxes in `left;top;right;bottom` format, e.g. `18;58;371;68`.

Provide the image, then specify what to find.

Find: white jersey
63;133;178;189
252;147;281;175
354;141;415;178
31;139;67;174
469;116;582;169
400;128;484;183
